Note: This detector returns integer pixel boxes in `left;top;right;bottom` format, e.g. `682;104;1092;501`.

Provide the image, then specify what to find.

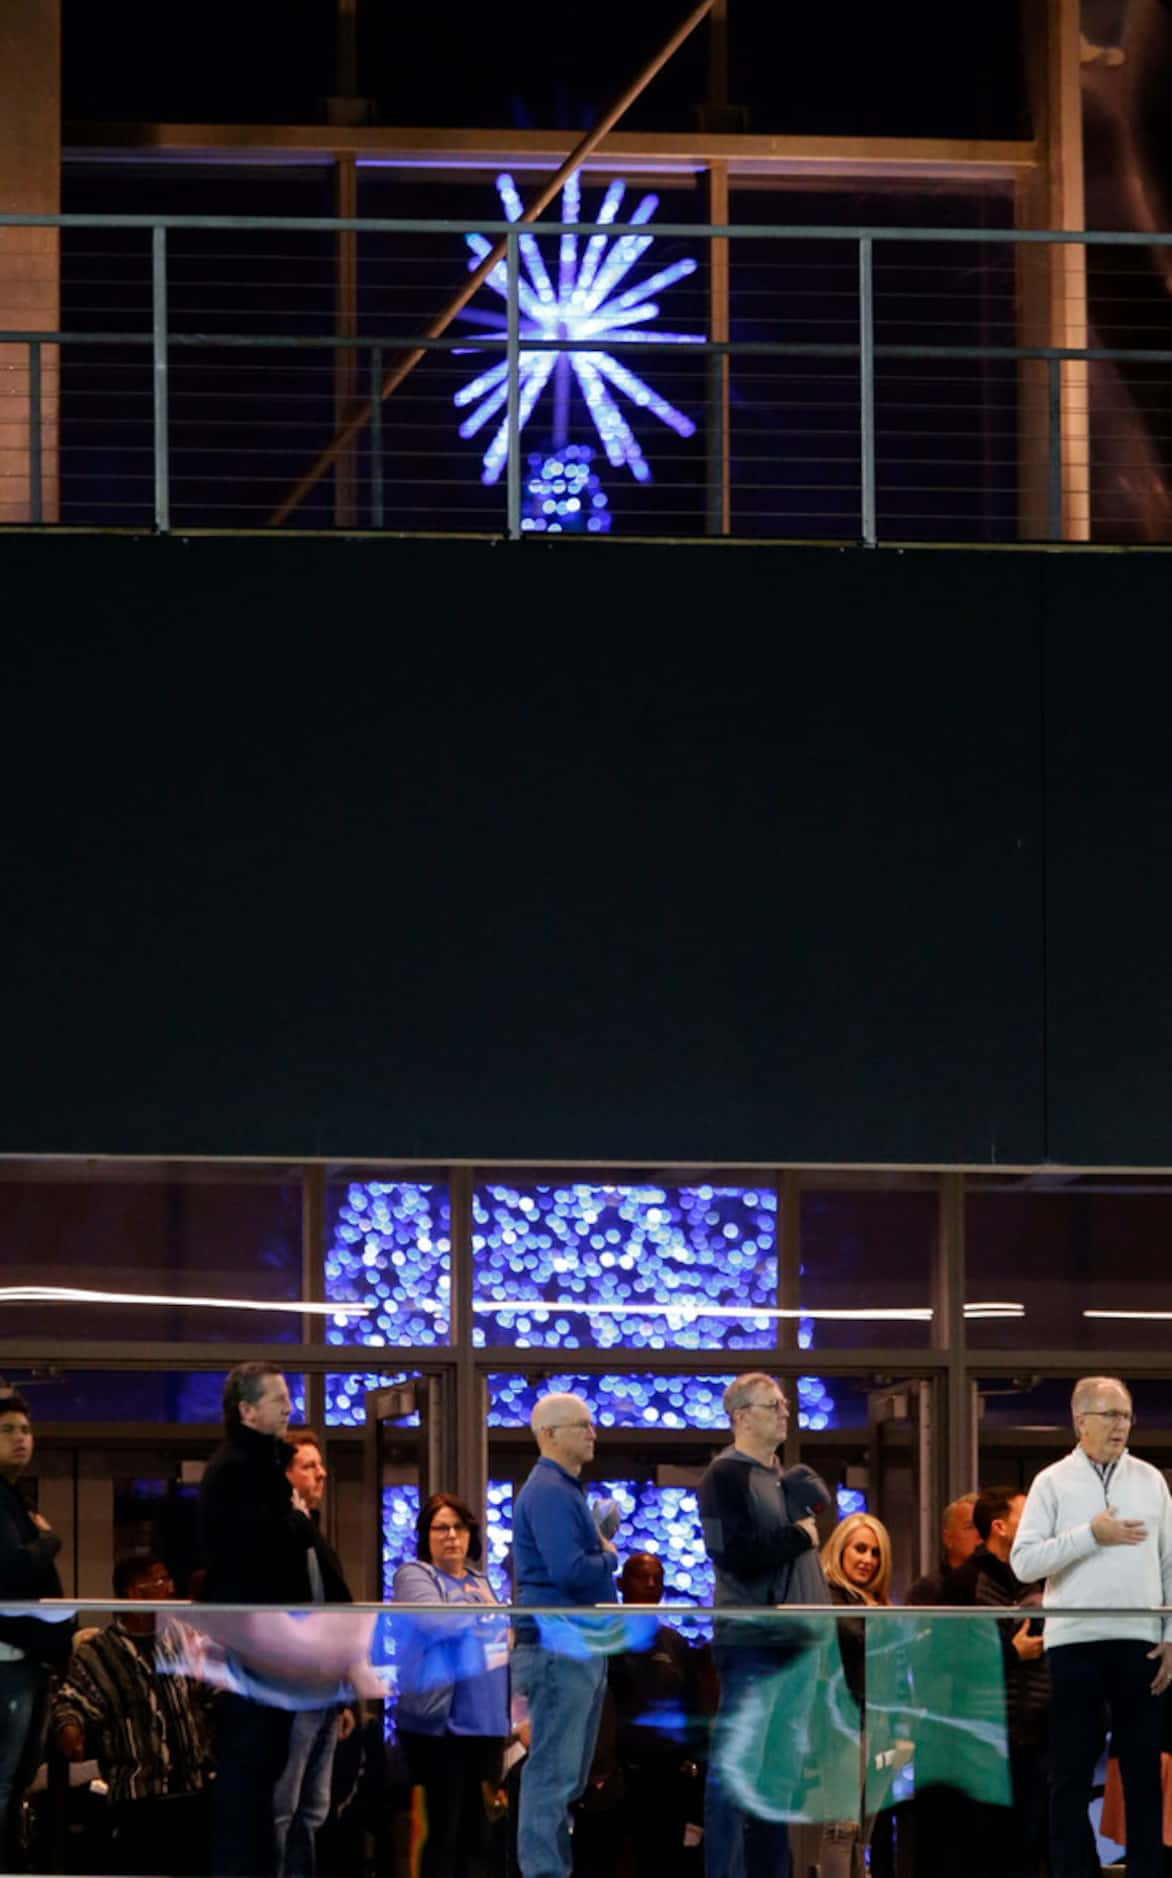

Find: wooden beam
1017;0;1089;541
63;123;1038;183
1;0;60;525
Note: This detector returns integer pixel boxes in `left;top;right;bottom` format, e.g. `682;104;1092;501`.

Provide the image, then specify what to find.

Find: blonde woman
816;1514;903;1878
823;1514;892;1607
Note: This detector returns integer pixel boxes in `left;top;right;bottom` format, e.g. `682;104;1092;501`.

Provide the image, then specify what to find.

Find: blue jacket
392;1560;509;1737
512;1457;618;1639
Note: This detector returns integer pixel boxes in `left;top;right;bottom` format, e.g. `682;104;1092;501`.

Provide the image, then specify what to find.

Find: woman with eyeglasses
393;1492;510;1878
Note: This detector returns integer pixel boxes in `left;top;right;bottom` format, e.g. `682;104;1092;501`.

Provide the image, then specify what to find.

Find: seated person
573;1553;710;1876
52;1555;214;1877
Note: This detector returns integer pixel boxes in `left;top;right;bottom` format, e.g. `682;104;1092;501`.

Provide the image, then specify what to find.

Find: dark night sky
61;0;1029;142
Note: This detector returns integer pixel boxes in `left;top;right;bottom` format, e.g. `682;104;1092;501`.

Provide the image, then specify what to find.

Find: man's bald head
531;1392;596;1477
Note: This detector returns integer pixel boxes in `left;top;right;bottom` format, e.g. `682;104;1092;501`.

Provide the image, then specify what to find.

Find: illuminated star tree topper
454;171;702;485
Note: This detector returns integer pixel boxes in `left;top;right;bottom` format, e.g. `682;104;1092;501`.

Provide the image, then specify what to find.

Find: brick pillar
0;1;60;524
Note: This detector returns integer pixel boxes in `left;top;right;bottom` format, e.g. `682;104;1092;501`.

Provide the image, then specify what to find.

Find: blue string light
522;444;611;535
454;172;701;486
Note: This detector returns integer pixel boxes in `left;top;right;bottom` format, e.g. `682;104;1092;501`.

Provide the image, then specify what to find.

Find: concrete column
0;1;60;524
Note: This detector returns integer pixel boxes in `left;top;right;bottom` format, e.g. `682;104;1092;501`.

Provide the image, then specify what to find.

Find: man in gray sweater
698;1373;828;1878
1011;1374;1172;1878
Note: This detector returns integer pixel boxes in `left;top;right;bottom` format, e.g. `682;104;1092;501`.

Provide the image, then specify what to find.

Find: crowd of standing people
0;1366;1170;1878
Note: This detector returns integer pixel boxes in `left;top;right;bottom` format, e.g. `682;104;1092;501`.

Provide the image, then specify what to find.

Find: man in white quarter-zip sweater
1011;1375;1172;1878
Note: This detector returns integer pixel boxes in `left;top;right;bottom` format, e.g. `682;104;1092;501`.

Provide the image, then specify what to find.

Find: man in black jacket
942;1485;1049;1878
0;1385;71;1871
199;1363;349;1878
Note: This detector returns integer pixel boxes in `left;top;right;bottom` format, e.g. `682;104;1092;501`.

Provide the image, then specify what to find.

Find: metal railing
3;212;1172;544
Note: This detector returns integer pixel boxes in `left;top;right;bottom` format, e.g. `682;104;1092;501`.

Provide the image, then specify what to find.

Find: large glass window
6;1369;305;1423
0;1165;303;1344
800;1183;936;1351
966;1177;1172;1351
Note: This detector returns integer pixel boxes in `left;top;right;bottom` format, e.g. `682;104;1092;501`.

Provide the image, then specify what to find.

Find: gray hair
222;1360;284;1431
942;1492;977;1536
1071;1375;1132;1421
722;1373;777;1423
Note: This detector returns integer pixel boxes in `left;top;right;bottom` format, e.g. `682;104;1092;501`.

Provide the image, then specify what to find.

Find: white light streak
1084;1309;1172;1321
0;1286;371;1316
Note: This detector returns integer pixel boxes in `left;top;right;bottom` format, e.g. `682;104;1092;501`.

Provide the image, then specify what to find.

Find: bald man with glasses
1012;1374;1172;1878
511;1392;618;1878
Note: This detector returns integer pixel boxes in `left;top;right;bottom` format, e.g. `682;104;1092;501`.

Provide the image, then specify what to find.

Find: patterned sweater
52;1620;214;1805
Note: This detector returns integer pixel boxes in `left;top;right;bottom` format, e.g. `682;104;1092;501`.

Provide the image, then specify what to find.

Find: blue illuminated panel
326;1179;838;1432
489;1372;733;1429
485;1479;514;1601
490;1371;838;1433
323;1180;450;1426
382;1483;420;1598
474;1183;779;1350
325;1370;419;1429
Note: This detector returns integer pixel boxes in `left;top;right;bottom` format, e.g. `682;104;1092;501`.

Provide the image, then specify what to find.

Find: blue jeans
512;1642;607;1878
0;1660;48;1874
273;1706;338;1878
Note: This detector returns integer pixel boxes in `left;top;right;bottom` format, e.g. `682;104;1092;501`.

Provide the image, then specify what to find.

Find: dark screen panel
1;535;1044;1164
1044;562;1172;1164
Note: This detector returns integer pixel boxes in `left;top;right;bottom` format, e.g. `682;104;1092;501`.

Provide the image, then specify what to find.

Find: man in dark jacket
942;1485;1049;1878
198;1364;349;1878
0;1384;72;1871
905;1492;980;1604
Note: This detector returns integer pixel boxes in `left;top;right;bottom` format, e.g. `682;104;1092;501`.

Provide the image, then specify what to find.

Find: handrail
9;1598;1172;1619
7;213;1167;545
3;213;1172;243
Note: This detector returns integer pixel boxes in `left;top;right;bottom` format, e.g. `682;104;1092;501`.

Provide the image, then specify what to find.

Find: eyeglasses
740;1399;787;1414
1082;1409;1133;1424
430;1522;469;1536
551;1420;595;1433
